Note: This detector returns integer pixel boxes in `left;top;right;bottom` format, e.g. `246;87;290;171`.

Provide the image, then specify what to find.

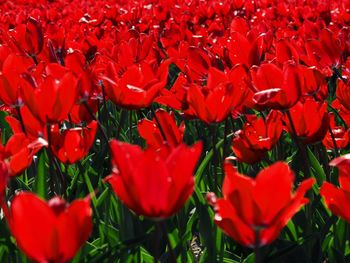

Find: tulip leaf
33;151;47;199
306;147;326;185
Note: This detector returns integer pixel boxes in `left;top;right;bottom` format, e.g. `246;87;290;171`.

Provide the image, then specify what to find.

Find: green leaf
33;151;47;199
307;147;326;185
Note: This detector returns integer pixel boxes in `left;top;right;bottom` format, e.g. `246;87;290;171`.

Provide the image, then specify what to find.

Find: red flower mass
0;0;350;262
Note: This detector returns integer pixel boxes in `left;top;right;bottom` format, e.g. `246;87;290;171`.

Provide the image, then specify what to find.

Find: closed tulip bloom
321;155;350;222
284;98;329;144
252;62;301;110
50;121;97;164
6;192;93;263
138;109;184;149
106;140;202;219
207;162;314;248
232;110;282;163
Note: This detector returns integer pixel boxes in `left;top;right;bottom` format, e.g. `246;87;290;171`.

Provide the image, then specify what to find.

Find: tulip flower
305;29;342;76
21;63;77;123
186;66;248;123
320;155;350;222
6;192;93;263
8;17;44;58
336;80;350;112
102;61;169;109
299;66;328;100
105;140;202;219
50;121;97;164
284;98;329;144
0;53;34;107
69;99;99;124
252;62;301;110
207;162;314;247
228;31;264;67
322;114;350;150
138;109;184;149
0;133;47;176
232;110;283;163
5;105;46;140
20;64;78;124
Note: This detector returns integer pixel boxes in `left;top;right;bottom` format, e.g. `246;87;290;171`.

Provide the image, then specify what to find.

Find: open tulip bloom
4;193;93;263
208;162;315;248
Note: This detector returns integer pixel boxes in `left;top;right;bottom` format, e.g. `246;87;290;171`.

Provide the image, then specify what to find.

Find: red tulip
207;162;314;248
50;121;97;164
138;109;184;149
103;61;169;109
0;133;47;176
336;80;350;111
284;98;329;144
322;114;350;150
232;110;283;163
5;105;46;140
8;17;44;57
305;29;342;76
321;155;350;222
6;192;93;263
20;64;78;123
252;62;301;110
227;31;264;68
299;66;328;100
275;39;299;64
69;99;99;124
106;140;202;219
331;99;350;128
156;73;188;110
187;66;248;123
0;53;34;107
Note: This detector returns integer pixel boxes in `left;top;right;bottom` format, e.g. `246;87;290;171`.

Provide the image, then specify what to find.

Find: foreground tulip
6;192;93;263
106;140;202;219
50;121;97;164
320;155;350;222
207;162;314;247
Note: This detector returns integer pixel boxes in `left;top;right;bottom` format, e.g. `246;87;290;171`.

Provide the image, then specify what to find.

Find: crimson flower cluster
0;0;350;262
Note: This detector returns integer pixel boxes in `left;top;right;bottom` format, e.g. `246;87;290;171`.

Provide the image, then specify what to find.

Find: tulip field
2;0;350;262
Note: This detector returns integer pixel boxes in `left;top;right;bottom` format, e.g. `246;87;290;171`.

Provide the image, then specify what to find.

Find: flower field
0;0;350;262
